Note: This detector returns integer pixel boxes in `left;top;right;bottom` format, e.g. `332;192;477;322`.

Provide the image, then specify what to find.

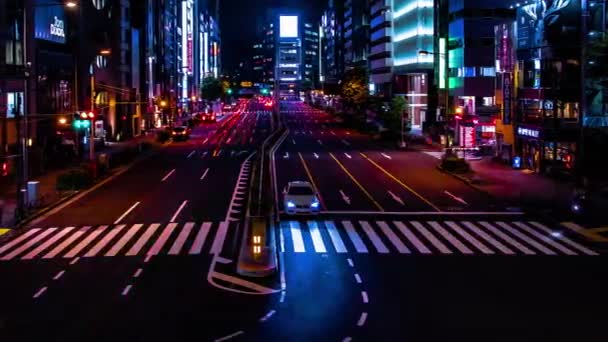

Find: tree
341;66;368;113
380;96;409;133
200;77;223;101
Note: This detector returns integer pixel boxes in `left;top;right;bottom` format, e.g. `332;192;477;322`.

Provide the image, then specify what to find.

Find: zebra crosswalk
0;222;233;261
279;220;599;256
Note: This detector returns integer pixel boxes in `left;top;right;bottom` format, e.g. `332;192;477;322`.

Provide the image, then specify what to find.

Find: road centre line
161;169;176;181
359;153;440;211
329;153;384;211
114;202;140;225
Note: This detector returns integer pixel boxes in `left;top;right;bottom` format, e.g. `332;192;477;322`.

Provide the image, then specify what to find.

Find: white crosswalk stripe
0;222;236;261
0;220;599;260
277;220;599;256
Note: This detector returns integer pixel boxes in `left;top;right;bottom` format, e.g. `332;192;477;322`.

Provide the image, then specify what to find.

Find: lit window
481;67;495;76
6;92;24;118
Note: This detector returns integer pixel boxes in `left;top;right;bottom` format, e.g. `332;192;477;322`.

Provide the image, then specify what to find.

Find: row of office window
449;67;496;77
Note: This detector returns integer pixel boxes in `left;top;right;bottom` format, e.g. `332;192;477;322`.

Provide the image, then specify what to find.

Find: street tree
381;95;410;133
341;66;368;117
200;77;223;101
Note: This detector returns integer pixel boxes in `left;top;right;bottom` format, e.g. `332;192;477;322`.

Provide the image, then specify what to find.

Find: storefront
515;124;578;176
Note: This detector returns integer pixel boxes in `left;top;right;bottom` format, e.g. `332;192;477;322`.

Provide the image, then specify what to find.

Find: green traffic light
73;120;90;129
227;88;233;95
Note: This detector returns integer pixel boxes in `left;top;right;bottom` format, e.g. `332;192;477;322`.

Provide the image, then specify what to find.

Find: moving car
199;109;216;122
283;181;320;215
171;126;190;141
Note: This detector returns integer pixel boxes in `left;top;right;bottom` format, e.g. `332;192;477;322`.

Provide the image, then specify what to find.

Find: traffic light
261;88;269;95
72;112;91;129
226;88;233;95
1;160;8;177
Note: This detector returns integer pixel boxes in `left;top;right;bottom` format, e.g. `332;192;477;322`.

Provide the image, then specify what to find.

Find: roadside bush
157;130;171;143
56;169;93;191
440;155;470;174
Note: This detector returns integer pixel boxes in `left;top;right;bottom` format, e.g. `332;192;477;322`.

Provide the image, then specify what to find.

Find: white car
283;181;321;215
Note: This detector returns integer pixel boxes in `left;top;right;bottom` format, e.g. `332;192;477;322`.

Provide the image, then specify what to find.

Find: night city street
1;0;608;341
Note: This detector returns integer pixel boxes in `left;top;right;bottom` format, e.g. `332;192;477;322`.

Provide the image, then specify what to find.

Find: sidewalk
0;132;157;228
448;156;575;215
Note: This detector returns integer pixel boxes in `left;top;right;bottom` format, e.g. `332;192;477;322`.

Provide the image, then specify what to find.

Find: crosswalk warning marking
0;228;40;255
377;221;410;254
394;221;431;254
210;221;229;255
496;222;556;255
461;221;514;255
289;221;306;253
429;221;473;254
529;222;598;256
106;224;142;257
512;222;576;256
22;227;73;260
169;222;193;255
478;221;535;255
2;228;56;260
43;226;91;259
411;221;451;254
444;221;493;255
360;221;389;253
147;223;178;256
87;225;125;257
65;225;108;259
343;220;368;253
308;221;327;253
189;222;211;255
325;221;347;253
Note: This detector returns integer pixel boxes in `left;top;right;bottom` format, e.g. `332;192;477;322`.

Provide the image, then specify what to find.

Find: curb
236;217;278;278
436;165;493;198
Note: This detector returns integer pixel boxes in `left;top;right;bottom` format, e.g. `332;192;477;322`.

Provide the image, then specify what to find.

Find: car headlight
286;201;296;208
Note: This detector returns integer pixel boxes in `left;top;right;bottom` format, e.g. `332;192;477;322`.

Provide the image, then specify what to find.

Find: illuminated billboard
516;0;580;50
280;16;298;38
34;0;66;44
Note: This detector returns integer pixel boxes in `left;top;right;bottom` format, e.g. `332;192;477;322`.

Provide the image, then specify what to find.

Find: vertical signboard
503;72;512;124
439;37;446;89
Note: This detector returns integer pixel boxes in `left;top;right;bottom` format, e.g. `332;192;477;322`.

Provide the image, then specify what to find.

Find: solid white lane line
512;222;576;255
444;221;494;254
189;222;212;254
64;225;108;258
361;291;369;303
200;168;210;180
354;273;362;283
170;200;188;222
325;221;347;253
0;228;40;255
308;221;327;253
357;312;368;326
122;284;132;296
214;331;244;342
85;225;125;257
496;221;556;255
105;224;142;257
53;270;65;280
114;201;140;224
187;150;196;158
22;227;74;260
461;221;514;255
377;221;410;254
478;222;535;255
343;221;368;253
530;221;598;255
1;228;56;260
126;224;161;256
347;258;354;267
43;226;92;259
393;221;432;254
289;221;306;253
168;222;194;255
411;221;452;254
133;268;143;278
381;153;392;160
147;223;178;256
161;169;176;181
360;221;389;253
344;152;352;159
210;221;229;255
429;221;473;254
33;286;47;299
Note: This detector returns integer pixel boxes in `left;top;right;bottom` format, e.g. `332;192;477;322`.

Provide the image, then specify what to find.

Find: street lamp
65;1;77;8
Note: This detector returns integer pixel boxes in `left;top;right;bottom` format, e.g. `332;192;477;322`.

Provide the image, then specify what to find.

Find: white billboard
280;16;298;38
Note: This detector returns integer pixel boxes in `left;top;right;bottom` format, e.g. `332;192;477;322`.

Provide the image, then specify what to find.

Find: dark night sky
220;0;326;71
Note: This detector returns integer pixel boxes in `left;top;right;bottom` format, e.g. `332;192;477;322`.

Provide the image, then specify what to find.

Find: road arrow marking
381;153;392;160
388;191;405;206
344;153;352;159
283;152;289;159
313;153;319;159
340;190;351;205
444;190;469;205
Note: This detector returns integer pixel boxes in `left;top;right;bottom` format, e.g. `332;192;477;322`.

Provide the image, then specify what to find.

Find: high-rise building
320;0;345;93
343;0;369;70
368;0;393;97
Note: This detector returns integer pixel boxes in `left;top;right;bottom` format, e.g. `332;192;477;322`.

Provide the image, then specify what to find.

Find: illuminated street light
58;117;67;125
65;1;77;8
99;49;111;55
160;100;167;107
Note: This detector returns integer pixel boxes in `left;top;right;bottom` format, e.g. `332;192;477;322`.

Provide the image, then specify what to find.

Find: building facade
343;0;369;70
320;0;345;93
368;0;393;97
